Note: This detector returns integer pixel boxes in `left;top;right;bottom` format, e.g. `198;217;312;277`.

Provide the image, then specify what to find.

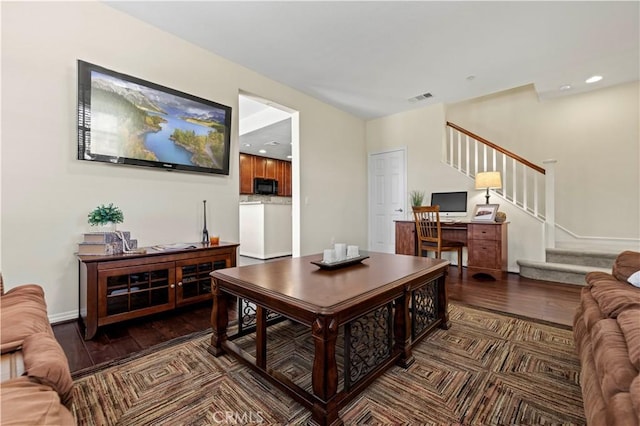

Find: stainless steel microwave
254;178;278;195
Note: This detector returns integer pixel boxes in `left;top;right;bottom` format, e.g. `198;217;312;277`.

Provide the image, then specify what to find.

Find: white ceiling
238;95;292;161
106;1;639;120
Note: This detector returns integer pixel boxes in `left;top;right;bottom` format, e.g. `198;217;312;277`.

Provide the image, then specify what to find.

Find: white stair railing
445;122;556;248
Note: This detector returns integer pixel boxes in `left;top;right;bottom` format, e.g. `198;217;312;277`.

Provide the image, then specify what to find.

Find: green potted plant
409;190;425;207
88;203;124;231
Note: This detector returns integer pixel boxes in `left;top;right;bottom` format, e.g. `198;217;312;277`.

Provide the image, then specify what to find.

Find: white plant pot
90;222;117;233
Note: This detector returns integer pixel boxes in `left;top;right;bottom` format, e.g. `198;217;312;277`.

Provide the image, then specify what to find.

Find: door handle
394;208;403;212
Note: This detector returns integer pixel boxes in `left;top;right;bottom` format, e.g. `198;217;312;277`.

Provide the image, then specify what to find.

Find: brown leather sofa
0;275;74;425
573;250;640;426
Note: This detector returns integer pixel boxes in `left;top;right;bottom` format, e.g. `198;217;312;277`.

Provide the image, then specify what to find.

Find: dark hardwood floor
53;265;582;374
446;266;582;326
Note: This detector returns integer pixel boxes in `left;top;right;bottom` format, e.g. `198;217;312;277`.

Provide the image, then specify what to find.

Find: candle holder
202;200;209;245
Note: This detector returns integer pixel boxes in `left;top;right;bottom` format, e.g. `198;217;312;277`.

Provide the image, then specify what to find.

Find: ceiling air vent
264;141;280;146
408;92;433;103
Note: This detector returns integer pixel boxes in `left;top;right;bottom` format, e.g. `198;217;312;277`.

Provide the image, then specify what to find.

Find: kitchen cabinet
239;153;254;194
265;158;277;179
276;161;292;197
283;161;292;197
254;156;267;178
239;153;292;196
239;202;292;259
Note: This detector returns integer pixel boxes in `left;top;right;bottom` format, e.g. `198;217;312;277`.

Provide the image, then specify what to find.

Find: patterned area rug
72;304;585;425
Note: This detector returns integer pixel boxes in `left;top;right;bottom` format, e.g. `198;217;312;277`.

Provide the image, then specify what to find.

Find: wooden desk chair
412;205;464;276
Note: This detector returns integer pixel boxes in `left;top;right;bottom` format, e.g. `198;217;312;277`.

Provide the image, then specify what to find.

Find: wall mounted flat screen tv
430;191;468;217
77;60;232;175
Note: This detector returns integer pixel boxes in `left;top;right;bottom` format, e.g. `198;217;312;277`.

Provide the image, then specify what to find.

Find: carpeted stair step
545;248;617;269
517;259;610;286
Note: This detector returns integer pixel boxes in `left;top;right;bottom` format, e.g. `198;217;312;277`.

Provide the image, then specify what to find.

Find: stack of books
78;231;137;255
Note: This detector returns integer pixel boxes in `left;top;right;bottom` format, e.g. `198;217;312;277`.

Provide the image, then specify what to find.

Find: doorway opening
238;92;300;259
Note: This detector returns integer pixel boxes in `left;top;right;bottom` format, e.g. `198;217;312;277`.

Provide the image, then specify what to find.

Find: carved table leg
255;306;267;368
394;292;415;368
311;315;342;426
208;277;229;356
437;274;451;330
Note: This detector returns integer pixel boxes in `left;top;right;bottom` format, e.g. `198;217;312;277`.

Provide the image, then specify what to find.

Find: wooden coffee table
209;252;449;426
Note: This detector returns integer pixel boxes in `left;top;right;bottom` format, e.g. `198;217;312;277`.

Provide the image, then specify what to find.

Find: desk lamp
475;171;502;204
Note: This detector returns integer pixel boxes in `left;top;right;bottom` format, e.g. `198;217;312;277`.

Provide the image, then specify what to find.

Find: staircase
445;122;626;286
517;248;615;286
445;121;556;247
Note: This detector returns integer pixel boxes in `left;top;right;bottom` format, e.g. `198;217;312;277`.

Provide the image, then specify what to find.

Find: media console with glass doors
77;242;238;340
395;220;508;279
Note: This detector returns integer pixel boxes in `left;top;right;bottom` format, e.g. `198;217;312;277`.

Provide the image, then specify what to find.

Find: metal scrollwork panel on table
236;298;283;336
344;303;393;390
411;279;438;340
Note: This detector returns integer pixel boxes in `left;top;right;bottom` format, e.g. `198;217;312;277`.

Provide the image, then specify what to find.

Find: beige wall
366;104;450;196
446;82;640;242
1;1;367;320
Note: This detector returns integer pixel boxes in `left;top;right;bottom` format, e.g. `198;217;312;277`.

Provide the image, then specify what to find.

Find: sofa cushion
22;332;73;408
580;287;606;331
592;319;638;401
573;303;587;352
588;275;640;318
618;308;640;371
613;251;640;283
579;338;609;426
586;270;610;288
631;375;640;424
606;392;639;426
3;284;45;299
0;288;51;353
629;271;640;288
0;376;74;425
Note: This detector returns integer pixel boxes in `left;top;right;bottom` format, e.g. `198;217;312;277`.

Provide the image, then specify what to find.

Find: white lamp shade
475;171;502;189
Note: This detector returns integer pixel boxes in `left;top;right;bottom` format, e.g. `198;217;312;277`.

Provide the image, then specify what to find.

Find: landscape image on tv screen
78;60;232;175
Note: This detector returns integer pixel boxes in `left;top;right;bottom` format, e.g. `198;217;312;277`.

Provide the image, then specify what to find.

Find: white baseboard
239;250;292;260
555;225;640;253
49;310;79;325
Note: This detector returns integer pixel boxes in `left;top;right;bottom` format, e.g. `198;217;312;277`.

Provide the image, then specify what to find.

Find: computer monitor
430;191;468;218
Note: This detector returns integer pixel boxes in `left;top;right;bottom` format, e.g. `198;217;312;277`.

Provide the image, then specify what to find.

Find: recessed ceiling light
243;143;252;147
287;155;292;159
258;149;267;154
585;75;603;84
559;84;572;91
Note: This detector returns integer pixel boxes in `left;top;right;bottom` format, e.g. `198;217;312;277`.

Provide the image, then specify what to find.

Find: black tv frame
77;60;232;175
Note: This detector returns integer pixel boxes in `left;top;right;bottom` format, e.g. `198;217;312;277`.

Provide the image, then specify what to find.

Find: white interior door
368;148;407;253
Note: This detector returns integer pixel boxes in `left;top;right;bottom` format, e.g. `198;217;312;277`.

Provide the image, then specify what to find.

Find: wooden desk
210;252;449;426
395;220;508;280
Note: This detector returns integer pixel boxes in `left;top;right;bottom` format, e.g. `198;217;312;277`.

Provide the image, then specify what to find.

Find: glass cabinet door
176;256;229;306
98;261;176;322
